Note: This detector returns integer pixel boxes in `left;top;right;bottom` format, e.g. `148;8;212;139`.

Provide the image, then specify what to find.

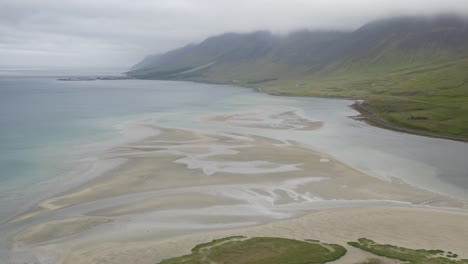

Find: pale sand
32;207;468;264
10;123;468;264
13;126;464;223
89;193;241;216
203;110;323;130
14;217;111;246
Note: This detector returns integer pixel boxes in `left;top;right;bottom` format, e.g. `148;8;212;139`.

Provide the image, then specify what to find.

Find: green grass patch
158;236;346;264
257;58;468;138
191;236;247;253
348;238;468;264
355;258;385;264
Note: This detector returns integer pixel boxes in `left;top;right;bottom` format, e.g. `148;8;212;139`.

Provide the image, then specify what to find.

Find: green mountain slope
128;15;468;139
128;30;347;81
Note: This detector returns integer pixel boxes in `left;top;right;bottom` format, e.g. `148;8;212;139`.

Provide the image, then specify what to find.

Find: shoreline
2;119;157;225
256;86;468;143
350;100;468;143
4;82;468;263
7;119;468;263
132;79;468;143
79;75;466;142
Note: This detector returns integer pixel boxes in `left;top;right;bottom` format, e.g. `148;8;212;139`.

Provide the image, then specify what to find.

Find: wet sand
9;109;468;264
14;217;112;246
29;207;468;264
203;109;323;130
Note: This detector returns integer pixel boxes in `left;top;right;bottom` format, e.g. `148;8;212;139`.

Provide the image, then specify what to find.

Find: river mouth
1;79;467;263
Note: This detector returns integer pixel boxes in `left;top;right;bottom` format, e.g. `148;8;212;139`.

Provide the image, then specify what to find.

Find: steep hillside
128;15;468;139
315;16;468;75
128;30;347;81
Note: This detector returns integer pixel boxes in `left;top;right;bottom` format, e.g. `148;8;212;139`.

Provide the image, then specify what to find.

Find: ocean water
0;75;249;222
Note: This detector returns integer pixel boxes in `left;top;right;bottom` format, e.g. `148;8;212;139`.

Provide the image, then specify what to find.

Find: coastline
350;100;468;143
7;109;468;263
0;119;158;263
2;118;157;225
254;86;468;143
3;79;467;264
111;76;467;142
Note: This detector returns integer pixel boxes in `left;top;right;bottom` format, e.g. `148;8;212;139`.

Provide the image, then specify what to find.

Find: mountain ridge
127;15;468;139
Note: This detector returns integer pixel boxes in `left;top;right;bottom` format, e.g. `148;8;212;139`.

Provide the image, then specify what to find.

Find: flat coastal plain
10;110;468;264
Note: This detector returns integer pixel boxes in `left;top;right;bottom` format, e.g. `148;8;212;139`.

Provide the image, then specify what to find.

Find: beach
33;207;468;264
10;112;468;264
2;78;468;264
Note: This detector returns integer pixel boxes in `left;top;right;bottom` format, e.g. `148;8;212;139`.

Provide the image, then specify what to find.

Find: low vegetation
190;236;247;253
158;236;468;264
158;236;346;264
259;58;468;139
356;258;384;264
348;238;468;264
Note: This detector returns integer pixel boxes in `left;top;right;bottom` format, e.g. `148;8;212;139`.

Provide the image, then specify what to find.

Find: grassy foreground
348;238;468;264
159;236;468;264
158;236;346;264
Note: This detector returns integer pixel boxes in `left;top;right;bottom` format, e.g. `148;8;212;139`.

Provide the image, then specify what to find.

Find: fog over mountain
128;15;468;80
1;0;468;68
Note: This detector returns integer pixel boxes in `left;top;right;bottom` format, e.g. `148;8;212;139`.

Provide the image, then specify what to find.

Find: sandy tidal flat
9;109;468;264
36;207;468;264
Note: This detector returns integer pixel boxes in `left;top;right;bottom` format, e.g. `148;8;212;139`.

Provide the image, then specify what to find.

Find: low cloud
1;0;467;68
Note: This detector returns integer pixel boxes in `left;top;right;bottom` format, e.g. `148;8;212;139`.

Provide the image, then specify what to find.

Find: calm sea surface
0;75;247;222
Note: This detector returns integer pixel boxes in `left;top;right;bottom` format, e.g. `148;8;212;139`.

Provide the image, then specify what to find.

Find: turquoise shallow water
0;75;249;222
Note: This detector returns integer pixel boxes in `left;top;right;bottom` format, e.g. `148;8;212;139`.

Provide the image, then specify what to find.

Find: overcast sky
1;0;467;69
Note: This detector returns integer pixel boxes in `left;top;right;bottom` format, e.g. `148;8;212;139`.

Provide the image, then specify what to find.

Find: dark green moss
348;238;468;264
159;237;346;264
